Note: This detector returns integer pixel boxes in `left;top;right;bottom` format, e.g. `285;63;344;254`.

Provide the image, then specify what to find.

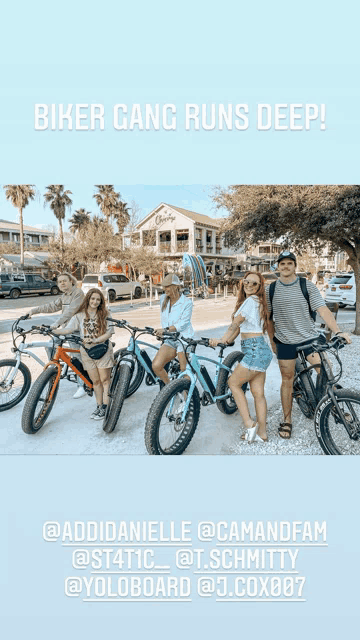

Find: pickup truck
0;274;60;299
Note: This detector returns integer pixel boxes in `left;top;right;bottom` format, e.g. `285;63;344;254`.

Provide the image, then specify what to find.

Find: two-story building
0;219;53;248
122;203;237;272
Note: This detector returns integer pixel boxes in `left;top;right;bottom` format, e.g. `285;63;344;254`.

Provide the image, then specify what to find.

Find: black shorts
274;335;325;361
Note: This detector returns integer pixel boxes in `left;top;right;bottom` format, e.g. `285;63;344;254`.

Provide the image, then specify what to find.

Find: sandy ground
0;295;358;455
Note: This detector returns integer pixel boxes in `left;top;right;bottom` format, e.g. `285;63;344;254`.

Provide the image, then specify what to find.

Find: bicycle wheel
21;366;59;434
215;351;244;415
315;390;360;455
0;359;31;412
293;359;316;419
103;361;133;434
145;378;201;455
114;349;145;398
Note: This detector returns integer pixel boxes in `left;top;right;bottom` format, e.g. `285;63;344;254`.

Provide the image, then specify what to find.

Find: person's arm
29;297;62;316
52;326;74;336
84;329;113;345
317;306;352;343
51;288;84;328
209;315;243;347
172;299;193;334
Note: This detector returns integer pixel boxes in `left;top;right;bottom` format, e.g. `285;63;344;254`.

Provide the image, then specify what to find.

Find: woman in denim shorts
210;271;272;443
152;273;194;384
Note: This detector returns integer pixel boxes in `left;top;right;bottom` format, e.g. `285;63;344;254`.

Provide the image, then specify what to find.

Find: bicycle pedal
85;386;93;397
201;392;211;406
145;374;156;386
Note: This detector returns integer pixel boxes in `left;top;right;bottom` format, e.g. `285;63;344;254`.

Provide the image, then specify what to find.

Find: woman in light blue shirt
153;273;194;384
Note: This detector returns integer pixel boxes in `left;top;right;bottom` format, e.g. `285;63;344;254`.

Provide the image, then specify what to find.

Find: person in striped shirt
266;251;351;440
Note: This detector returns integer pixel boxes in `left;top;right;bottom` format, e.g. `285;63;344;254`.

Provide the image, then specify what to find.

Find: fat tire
216;351;244;415
103;362;132;433
145;377;201;455
294;359;316;419
114;349;145;398
21;365;59;434
316;389;360;455
134;287;142;299
0;359;32;412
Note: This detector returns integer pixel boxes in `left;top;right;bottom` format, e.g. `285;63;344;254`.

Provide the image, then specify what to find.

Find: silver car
82;273;143;302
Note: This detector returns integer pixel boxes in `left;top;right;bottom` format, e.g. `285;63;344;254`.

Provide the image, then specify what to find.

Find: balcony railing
159;241;172;253
176;241;189;252
206;245;213;254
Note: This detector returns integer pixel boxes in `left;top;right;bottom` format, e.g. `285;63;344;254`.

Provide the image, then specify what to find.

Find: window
83;275;98;283
33;276;44;282
119;275;128;282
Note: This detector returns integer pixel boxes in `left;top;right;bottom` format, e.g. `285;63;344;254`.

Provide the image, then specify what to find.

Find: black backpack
269;277;317;322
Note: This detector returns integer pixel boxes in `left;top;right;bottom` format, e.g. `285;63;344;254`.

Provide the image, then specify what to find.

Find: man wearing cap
266;251;351;439
152;273;194;384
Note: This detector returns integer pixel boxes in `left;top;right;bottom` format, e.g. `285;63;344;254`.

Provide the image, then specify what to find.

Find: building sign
155;213;176;226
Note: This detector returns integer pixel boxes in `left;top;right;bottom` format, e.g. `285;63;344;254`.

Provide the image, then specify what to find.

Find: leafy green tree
3;185;36;268
114;200;130;234
44;185;73;252
69;208;91;234
213;185;360;333
93;185;120;224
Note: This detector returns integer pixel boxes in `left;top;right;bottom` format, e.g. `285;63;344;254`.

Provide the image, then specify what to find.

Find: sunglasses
243;280;260;287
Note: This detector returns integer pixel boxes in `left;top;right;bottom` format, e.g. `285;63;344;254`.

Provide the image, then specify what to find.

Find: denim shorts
163;338;184;353
240;336;273;372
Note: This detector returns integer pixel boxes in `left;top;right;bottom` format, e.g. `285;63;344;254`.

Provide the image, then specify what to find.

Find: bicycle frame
126;335;160;381
294;348;337;409
175;350;233;421
44;345;93;401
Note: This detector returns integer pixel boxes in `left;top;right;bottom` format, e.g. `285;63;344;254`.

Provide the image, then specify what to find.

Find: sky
0;184;227;231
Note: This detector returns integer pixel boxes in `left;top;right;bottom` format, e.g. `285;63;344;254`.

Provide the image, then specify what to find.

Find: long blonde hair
161;284;181;311
232;271;269;332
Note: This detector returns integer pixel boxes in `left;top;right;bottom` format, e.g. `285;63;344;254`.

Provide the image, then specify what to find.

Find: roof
165;204;222;228
136;203;222;230
0;219;53;234
1;253;50;268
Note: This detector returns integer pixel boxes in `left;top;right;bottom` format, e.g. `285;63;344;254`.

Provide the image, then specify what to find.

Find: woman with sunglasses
209;271;272;443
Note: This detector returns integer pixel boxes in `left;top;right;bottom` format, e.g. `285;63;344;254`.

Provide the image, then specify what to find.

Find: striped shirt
265;278;325;344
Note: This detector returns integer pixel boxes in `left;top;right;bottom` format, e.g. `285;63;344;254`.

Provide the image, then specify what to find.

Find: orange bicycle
21;325;93;434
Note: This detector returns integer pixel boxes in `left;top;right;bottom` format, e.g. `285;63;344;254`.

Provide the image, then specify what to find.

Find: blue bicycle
144;337;244;454
103;319;181;434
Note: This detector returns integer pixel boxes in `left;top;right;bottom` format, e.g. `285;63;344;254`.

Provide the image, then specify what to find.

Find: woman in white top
53;288;115;421
209;271;272;443
153;273;194;384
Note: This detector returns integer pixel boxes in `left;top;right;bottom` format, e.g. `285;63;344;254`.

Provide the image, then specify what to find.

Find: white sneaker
73;386;87;399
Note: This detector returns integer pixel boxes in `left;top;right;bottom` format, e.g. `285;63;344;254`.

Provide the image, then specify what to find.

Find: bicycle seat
217;342;235;349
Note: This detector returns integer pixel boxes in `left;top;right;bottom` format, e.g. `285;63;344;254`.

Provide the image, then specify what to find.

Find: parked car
0;273;60;299
325;273;355;308
82;273;143;302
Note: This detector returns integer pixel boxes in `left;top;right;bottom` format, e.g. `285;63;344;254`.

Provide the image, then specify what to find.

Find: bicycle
0;315;127;413
102;319;182;434
293;335;360;454
144;336;244;455
21;325;94;434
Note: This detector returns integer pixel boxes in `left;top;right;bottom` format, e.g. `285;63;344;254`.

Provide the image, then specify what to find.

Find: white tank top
234;296;264;333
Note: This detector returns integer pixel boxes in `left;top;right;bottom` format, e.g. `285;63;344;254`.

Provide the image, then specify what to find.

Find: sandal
278;422;292;439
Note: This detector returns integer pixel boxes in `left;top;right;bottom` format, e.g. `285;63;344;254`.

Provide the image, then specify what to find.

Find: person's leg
68;339;86;397
86;368;103;407
152;344;177;384
249;372;267;440
278;358;296;436
228;364;257;430
98;367;112;406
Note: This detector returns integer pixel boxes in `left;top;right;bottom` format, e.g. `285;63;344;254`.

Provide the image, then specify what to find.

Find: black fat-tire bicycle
103;319;180;434
293;335;360;455
144;337;243;455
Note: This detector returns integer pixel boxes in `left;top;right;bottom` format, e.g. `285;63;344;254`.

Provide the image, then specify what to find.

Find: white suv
325;273;355;308
82;274;143;302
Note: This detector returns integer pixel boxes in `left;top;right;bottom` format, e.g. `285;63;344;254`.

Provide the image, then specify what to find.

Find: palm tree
3;185;36;268
93;185;121;225
114;200;130;234
69;208;91;234
44;185;73;251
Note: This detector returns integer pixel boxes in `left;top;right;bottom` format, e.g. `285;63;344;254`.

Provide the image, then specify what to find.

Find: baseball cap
162;273;181;287
277;250;297;265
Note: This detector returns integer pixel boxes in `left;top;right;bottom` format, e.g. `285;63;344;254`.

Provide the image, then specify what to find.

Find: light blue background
1;1;360;638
